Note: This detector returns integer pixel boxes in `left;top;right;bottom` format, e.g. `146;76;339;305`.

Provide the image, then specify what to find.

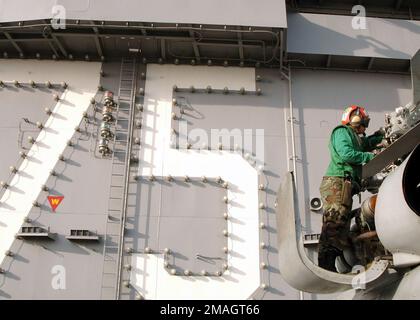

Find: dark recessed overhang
286;52;411;74
287;0;420;21
0;20;285;68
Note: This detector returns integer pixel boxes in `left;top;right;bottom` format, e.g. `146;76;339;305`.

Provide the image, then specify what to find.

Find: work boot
318;246;342;272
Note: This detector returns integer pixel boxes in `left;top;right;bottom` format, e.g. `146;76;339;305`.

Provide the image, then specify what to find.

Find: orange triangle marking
47;195;64;212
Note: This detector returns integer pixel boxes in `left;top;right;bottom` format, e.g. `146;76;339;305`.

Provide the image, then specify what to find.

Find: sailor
318;105;384;272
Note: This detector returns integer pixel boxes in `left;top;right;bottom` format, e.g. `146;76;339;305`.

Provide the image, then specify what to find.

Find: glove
379;138;390;148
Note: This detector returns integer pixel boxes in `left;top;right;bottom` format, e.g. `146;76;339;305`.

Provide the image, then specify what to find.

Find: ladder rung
104;257;116;262
104;246;119;250
105;232;121;236
111;163;125;167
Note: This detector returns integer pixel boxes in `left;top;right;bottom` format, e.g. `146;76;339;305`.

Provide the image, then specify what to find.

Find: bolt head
5;250;13;257
125;247;133;254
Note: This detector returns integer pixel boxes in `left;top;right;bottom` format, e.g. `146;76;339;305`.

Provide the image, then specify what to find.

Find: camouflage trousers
318;176;354;272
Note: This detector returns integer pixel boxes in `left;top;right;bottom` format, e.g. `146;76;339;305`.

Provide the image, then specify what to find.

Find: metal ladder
100;58;137;300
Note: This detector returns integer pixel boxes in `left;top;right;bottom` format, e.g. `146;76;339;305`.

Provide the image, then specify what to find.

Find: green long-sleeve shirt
325;125;383;183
